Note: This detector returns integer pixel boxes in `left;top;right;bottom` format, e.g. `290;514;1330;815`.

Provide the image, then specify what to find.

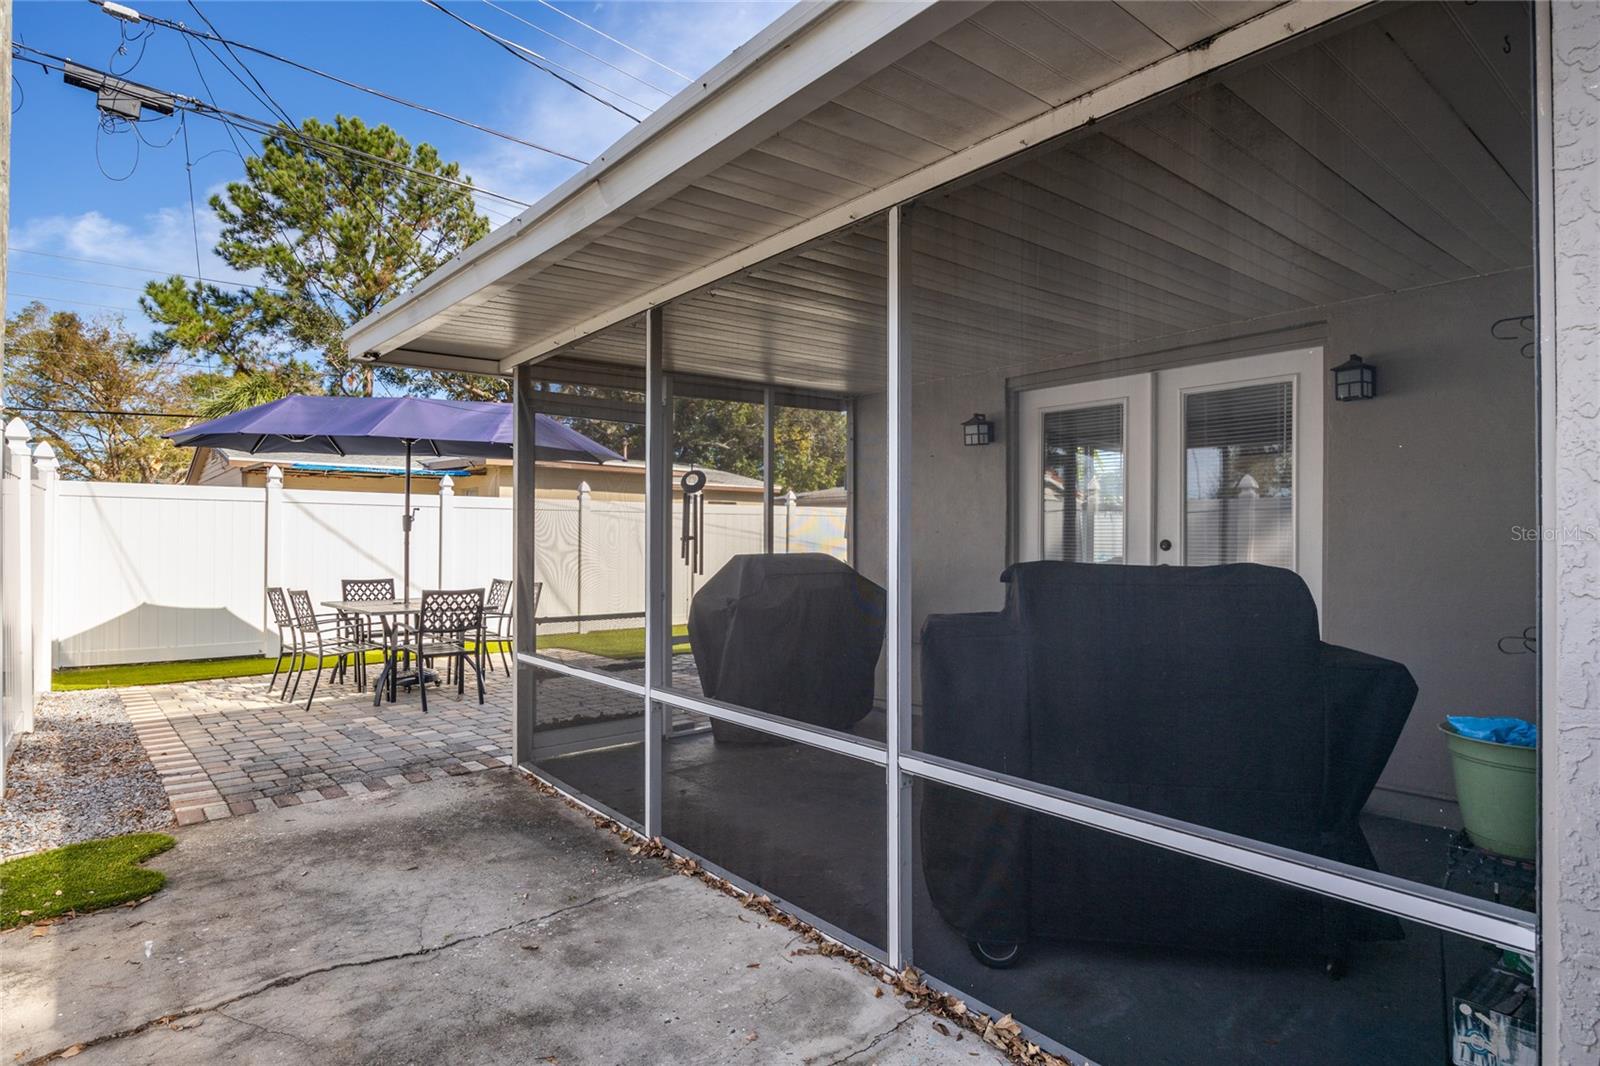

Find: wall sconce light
1331;355;1377;402
962;413;996;446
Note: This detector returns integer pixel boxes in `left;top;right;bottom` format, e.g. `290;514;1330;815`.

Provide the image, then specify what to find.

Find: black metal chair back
342;578;396;602
267;587;294;628
486;578;512;612
419;588;485;641
288;589;319;631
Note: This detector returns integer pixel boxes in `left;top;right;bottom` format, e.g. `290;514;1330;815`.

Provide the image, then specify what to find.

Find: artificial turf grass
534;625;690;661
52;628;690;690
52;650;393;691
0;833;176;930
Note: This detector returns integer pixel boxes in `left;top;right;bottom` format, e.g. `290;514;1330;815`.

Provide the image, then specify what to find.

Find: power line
8;291;142;313
14;48;534;209
167;28;409;293
14;46;518;230
420;1;648;122
180;113;206;280
186;1;294;127
13;269;178;293
5;344;226;374
531;0;691;82
83;0;590;164
478;0;678;98
5;404;200;419
10;248;281;291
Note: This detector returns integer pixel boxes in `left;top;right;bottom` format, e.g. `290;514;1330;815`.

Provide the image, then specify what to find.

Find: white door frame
1017;372;1153;565
1015;347;1324;607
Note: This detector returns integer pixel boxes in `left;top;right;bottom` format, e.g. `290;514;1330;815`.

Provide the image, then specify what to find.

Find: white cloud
8;197;266;331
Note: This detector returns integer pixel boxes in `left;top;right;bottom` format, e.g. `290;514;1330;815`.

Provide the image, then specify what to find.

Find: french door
1017;349;1323;606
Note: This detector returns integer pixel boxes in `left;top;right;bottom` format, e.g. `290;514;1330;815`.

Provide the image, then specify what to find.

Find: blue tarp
1446;715;1537;747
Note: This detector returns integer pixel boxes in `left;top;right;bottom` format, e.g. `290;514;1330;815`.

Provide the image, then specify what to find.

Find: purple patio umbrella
168;395;620;597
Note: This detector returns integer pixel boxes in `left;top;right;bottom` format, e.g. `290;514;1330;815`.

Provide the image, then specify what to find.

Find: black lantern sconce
1331;355;1377;402
962;413;996;446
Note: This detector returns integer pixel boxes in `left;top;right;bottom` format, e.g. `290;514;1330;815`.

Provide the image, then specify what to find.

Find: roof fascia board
380;348;507;377
497;0;1366;373
345;0;980;361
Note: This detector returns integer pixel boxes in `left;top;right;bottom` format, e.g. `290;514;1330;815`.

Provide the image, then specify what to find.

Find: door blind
1182;381;1294;569
1042;404;1126;564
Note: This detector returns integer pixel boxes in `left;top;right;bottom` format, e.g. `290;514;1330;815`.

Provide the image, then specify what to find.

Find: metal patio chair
287;589;367;710
482;578;537;677
340;577;400;689
413;588;486;712
265;587;298;699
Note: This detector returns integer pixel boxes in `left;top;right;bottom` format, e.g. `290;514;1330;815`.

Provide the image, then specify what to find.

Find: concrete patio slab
1;770;1004;1066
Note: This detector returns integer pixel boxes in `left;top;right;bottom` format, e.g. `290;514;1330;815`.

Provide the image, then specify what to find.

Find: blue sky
7;0;791;335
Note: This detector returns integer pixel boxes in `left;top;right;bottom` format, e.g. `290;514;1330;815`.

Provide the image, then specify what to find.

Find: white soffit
348;0;1342;374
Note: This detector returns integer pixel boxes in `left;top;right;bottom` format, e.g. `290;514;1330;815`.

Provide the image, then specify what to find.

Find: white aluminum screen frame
507;0;1545;1034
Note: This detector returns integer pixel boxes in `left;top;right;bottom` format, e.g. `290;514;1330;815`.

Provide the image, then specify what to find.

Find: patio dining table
321;598;429;707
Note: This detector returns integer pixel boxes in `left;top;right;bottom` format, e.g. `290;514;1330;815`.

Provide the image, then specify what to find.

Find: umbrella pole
403;441;413;601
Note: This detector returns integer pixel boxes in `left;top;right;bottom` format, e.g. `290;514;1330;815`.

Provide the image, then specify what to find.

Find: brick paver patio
126;666;515;825
119;650;704;826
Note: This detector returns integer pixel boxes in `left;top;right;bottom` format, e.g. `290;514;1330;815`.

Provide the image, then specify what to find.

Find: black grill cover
920;562;1417;958
689;553;885;742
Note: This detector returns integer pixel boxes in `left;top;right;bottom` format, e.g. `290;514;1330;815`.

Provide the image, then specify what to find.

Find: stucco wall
1549;2;1600;1057
857;268;1539;818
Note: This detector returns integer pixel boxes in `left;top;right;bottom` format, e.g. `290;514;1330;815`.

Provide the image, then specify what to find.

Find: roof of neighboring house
186;446;764;492
794;486;847;506
604;459;763;490
191;447;475;480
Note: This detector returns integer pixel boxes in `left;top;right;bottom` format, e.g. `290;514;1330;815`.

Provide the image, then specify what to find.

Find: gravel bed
0;689;173;860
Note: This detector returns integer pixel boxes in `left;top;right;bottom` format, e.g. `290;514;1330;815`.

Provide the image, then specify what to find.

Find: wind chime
680;468;707;575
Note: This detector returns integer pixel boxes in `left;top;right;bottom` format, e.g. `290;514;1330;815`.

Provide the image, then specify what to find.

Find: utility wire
10;249;299;297
186;1;294;126
9;291;146;313
13;269;187;293
4;343;228;374
180;113;205;281
14;48;534;209
532;0;691;82
82;0;589;164
420;1;647;122
5;404;200;419
479;0;678;98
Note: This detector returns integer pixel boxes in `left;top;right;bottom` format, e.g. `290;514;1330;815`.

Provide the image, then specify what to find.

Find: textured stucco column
1546;2;1600;1060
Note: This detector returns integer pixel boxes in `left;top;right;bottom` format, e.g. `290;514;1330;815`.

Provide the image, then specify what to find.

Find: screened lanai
344;2;1558;1063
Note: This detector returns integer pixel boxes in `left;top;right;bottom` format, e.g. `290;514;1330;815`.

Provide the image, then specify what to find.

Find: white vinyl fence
15;446;848;668
0;416;847;783
535;488;848;629
2;419;57;791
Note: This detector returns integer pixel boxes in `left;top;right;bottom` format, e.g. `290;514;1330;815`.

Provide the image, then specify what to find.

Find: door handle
1159;538;1173;552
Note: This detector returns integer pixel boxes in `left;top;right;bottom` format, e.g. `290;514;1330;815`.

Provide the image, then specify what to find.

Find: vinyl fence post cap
32;441;58;469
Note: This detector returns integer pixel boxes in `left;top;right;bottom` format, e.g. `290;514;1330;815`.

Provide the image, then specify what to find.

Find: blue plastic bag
1446;715;1537;747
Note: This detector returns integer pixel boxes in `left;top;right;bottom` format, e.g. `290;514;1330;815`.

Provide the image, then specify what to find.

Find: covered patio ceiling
349;0;1532;397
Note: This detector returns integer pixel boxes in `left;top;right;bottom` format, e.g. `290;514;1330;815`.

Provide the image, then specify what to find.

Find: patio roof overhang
345;0;1389;385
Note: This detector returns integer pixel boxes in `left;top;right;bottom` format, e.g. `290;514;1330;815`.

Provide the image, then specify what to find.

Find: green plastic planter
1440;722;1537;860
